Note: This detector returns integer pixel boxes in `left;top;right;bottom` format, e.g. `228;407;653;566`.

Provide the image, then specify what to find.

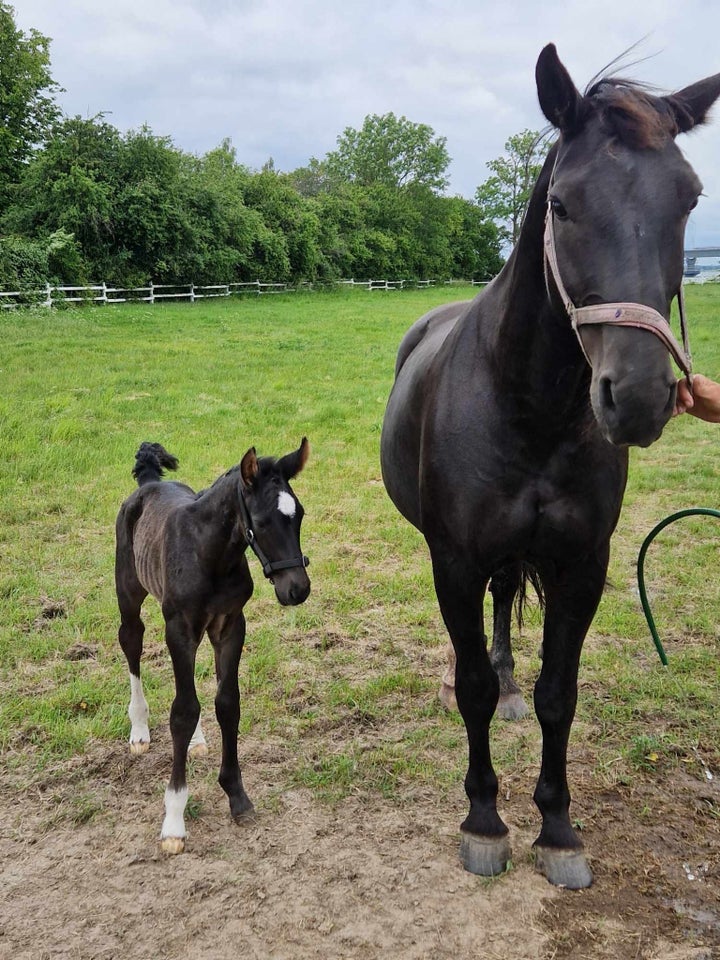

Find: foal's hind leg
209;613;254;821
117;579;151;755
431;551;510;877
489;564;529;721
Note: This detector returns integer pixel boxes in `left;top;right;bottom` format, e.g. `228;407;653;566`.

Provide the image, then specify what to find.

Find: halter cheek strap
238;492;310;579
543;204;693;381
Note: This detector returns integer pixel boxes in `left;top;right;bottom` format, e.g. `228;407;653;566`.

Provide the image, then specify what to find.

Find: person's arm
674;374;720;422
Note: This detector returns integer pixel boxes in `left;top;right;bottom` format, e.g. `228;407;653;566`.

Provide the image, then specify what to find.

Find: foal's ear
536;43;584;134
240;447;259;488
278;437;310;481
663;73;720;134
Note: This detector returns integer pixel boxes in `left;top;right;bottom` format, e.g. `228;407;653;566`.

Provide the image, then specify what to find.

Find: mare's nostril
599;376;615;411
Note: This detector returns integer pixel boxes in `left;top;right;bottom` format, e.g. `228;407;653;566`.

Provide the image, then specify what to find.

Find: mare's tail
132;442;179;486
516;562;545;628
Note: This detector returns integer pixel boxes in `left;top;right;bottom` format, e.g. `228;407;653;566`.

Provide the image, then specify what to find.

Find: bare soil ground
1;714;719;960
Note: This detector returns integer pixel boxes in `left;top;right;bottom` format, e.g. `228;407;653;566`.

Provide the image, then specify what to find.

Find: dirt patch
1;717;719;960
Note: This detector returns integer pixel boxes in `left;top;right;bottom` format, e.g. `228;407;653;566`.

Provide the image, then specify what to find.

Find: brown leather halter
543;202;693;381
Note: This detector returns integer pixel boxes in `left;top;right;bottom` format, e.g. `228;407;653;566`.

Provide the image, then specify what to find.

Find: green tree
474;129;549;246
326;113;450;192
0;3;61;211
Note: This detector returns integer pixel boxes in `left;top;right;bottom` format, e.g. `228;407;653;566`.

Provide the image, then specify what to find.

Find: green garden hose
637;507;720;666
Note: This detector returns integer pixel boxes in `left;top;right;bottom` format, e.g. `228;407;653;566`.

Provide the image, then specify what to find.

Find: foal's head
536;44;720;446
240;438;311;606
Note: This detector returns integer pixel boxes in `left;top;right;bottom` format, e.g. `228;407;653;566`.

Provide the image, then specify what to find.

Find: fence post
149;281;154;304
44;282;52;307
190;283;195;303
101;281;108;305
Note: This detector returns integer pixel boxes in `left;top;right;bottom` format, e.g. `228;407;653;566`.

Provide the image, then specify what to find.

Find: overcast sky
13;0;720;248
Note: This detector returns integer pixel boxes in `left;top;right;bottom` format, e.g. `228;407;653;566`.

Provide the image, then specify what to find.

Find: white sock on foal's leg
188;716;208;758
160;785;188;854
128;673;150;754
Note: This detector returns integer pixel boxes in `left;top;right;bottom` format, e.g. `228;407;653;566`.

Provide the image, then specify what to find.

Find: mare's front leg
208;612;254;821
431;550;510;877
161;611;203;855
532;549;608;889
439;563;528;721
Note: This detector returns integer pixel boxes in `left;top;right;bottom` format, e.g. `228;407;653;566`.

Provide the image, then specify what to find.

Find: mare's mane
579;77;681;149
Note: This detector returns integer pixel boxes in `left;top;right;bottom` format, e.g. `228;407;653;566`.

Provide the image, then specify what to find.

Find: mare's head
537;44;720;446
240;438;311;606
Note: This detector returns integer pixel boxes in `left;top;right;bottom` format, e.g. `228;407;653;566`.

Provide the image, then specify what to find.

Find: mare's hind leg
489;563;529;721
532;550;608;889
161;613;203;854
116;574;150;754
209;613;254;821
431;551;510;877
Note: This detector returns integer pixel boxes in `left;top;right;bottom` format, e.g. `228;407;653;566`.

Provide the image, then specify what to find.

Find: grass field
1;284;719;814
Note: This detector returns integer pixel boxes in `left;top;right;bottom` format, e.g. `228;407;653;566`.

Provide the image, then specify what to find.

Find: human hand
674;374;720;423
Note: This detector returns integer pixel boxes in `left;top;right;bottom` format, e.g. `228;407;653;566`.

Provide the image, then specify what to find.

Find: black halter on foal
238;492;310;580
544;198;693;382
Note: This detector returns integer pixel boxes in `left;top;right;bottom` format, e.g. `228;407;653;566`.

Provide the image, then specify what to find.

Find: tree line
0;4;548;290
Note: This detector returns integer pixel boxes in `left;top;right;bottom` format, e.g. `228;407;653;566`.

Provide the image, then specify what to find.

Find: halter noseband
238;491;310;580
543;198;693;382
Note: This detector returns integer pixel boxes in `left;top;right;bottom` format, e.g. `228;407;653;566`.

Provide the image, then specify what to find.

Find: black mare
381;44;720;888
115;439;310;853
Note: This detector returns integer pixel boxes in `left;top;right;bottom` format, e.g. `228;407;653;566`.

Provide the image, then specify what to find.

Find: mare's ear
536;43;584;134
240;447;259;488
278;437;309;481
663;73;720;134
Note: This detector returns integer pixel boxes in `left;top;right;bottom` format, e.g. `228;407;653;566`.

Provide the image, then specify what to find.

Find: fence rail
0;277;493;310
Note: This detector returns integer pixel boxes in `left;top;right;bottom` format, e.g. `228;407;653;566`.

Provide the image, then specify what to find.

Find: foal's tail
132;442;179;486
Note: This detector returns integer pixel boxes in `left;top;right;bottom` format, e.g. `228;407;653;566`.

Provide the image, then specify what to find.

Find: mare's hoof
535;846;592;889
496;693;529;721
459;831;511;877
438;681;457;712
231;798;255;823
188;742;208;759
129;740;150;755
161;836;185;856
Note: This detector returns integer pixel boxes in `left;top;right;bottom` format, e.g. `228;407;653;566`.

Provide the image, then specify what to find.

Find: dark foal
115;438;310;854
381;45;720;888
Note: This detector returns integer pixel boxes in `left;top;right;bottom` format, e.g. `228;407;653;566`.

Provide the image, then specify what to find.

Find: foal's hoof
129;740;150;755
438;681;457;712
459;831;512;877
496;693;529;721
535;846;592;889
161;835;186;856
188;742;208;760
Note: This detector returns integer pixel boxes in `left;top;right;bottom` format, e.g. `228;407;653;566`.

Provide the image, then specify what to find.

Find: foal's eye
549;196;569;220
688;197;699;212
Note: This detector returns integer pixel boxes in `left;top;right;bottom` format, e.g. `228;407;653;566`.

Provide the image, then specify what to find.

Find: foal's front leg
161;613;202;854
532;550;608;889
431;551;510;877
209;613;254;821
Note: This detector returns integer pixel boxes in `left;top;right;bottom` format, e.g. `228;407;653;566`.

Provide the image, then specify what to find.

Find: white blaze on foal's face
277;490;296;518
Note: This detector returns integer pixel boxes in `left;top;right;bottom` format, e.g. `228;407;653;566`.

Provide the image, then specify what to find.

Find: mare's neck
486;147;590;414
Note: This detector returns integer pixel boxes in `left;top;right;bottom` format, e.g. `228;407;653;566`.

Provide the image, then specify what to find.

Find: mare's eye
688;197;699;212
549;196;568;220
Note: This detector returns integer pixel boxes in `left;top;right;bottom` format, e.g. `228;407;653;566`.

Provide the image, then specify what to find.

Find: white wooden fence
0;277;490;309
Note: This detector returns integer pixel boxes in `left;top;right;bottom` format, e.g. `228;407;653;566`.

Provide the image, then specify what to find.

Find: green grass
1;284;719;807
